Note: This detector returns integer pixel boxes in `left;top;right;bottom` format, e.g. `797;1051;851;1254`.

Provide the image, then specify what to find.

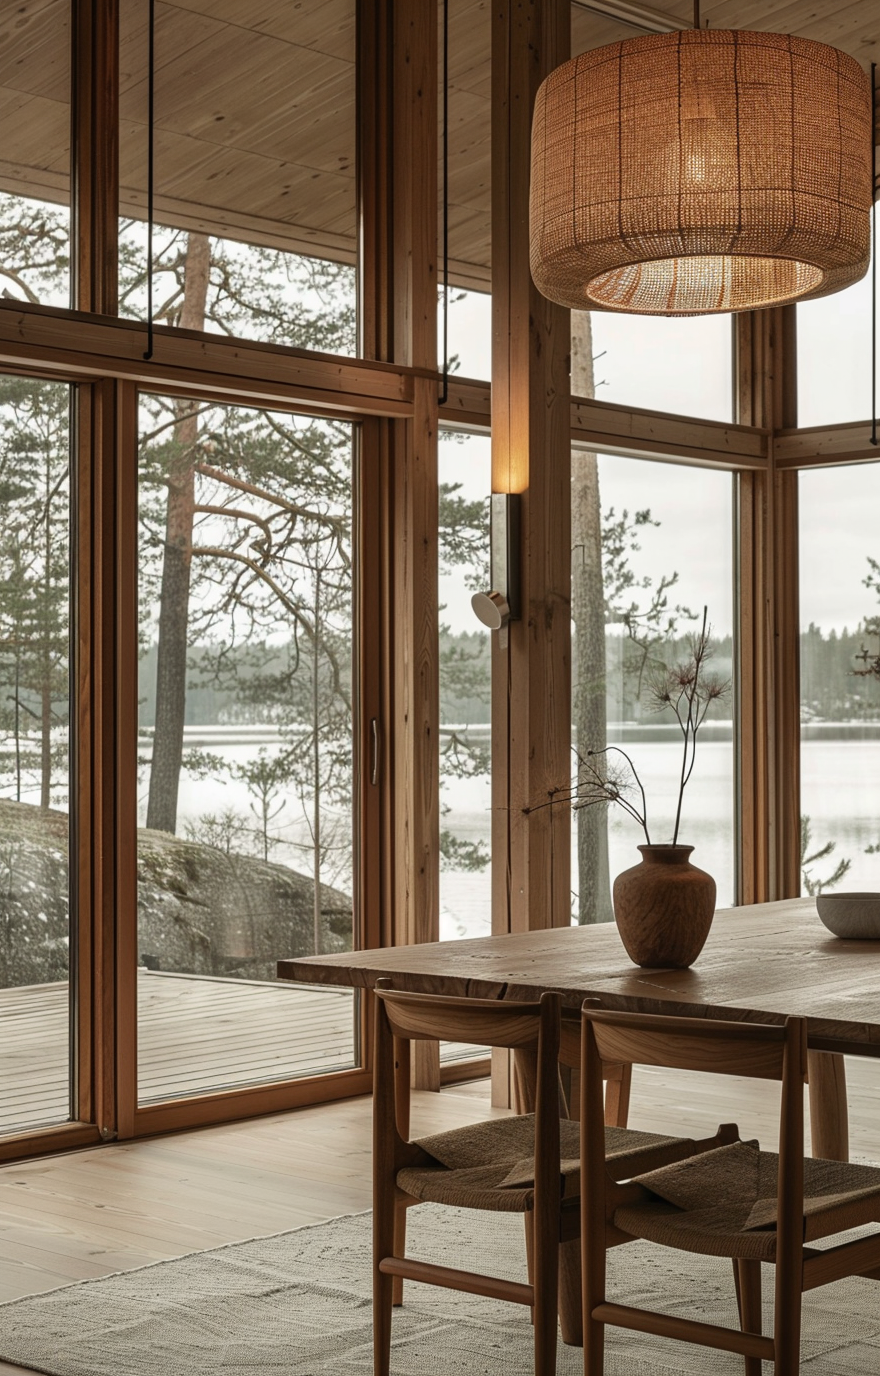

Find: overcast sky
441;255;879;638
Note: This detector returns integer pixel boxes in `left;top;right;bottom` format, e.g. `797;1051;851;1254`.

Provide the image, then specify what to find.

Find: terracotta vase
612;844;716;969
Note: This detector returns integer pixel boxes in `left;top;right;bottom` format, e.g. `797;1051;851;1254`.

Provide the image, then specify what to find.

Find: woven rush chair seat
399;1115;685;1212
616;1139;880;1263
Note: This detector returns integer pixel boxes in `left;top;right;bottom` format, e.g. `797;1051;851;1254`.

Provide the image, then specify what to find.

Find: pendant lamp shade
529;30;873;316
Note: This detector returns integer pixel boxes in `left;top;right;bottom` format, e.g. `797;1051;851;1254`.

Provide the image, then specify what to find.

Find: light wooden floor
0;1060;879;1374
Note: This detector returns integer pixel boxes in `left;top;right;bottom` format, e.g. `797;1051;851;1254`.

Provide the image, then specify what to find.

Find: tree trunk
571;311;612;923
40;464;52;809
146;233;211;833
312;564;322;955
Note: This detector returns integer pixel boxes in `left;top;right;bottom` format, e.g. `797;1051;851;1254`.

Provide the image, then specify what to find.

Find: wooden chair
373;984;727;1376
579;1007;880;1376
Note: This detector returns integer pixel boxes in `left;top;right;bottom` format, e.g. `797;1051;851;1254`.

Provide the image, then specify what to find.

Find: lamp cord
439;0;449;406
872;63;878;446
143;0;155;362
693;1;700;30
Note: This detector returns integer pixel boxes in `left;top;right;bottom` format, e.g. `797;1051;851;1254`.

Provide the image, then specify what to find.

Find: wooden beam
773;421;880;469
0;302;416;415
736;307;801;905
440;377;492;432
491;0;571;951
571;395;768;469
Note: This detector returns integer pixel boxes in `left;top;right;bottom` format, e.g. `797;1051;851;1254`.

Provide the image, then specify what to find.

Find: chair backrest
375;984;553;1050
582;1008;806;1083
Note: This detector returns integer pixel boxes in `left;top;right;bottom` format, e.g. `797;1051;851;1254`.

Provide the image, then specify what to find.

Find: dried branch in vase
524;607;730;845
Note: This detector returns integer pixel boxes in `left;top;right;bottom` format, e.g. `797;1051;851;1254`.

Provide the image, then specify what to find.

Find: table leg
807;1050;849;1162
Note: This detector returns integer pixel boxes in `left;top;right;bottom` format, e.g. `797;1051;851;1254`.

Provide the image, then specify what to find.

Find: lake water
440;737;880;940
130;729;880;946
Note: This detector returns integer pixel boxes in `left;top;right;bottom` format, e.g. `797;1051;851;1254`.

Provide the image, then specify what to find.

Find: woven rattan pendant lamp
530;28;874;315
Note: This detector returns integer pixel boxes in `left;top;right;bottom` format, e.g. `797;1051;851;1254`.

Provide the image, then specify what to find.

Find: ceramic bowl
816;893;880;939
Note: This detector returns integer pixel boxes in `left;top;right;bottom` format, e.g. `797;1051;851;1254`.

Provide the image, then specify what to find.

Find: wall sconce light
472;493;521;648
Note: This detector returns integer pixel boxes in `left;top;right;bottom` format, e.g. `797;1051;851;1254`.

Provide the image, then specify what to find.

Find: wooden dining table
279;895;880;1344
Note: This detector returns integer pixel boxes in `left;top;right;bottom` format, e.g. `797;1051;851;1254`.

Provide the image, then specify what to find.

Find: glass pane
119;1;356;353
137;396;355;1102
800;465;880;895
0;376;71;1133
570;451;735;923
439;430;490;944
444;287;491;384
442;0;491;382
568;7;733;422
797;206;874;428
0;0;71;307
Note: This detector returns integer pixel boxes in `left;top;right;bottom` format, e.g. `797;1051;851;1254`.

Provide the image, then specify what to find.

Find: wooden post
71;0;118;315
72;0;122;1136
75;378;137;1139
360;0;440;1089
736;312;847;1159
491;0;571;1105
735;307;801;905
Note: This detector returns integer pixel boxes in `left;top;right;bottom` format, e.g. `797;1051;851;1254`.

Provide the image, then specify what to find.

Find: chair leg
373;1255;394;1375
392;1203;406;1306
772;1267;802;1376
532;1215;559;1376
733;1259;763;1376
557;1236;584;1346
373;1192;397;1376
582;1231;606;1374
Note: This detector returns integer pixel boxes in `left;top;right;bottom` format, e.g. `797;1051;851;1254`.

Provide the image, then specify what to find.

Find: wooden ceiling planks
115;0;358;258
444;0;492;287
0;0;876;278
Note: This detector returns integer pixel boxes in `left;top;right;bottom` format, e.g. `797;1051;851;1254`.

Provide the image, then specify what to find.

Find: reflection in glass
800;466;880;896
0;0;70;307
438;430;490;943
137;396;355;1102
571;451;735;922
119;0;357;352
0;377;71;1133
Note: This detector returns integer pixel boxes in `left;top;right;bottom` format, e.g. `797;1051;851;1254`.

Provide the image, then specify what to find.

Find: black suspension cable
143;0;155;362
439;0;449;406
872;64;878;446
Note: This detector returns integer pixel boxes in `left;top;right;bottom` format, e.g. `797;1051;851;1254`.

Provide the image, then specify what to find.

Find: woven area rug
1;1205;880;1375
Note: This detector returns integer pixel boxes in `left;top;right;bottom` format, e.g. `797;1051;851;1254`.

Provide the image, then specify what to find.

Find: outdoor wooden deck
0;974;358;1134
0;973;479;1136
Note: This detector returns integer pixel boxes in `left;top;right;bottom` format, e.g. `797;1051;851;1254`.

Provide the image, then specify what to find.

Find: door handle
370;718;379;787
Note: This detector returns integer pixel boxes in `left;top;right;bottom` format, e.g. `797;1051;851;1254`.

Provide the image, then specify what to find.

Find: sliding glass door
136;395;357;1102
